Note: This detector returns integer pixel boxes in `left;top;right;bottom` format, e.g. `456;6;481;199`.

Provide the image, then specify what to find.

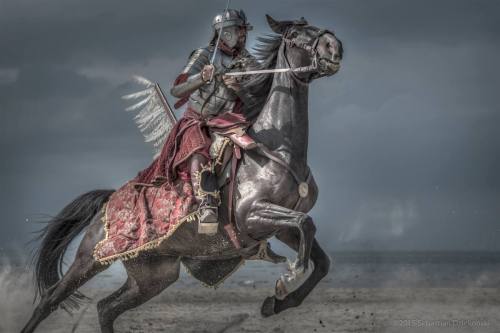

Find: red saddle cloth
93;180;196;264
136;106;250;185
93;107;252;264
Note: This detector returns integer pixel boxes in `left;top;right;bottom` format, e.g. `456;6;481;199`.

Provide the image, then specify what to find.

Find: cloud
0;68;19;84
1;0;499;251
339;198;418;243
0;0;225;67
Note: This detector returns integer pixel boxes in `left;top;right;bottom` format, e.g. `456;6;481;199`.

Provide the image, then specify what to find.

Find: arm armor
170;47;212;98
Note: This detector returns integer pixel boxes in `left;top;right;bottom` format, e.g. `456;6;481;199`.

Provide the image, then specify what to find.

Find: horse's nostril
329;53;341;64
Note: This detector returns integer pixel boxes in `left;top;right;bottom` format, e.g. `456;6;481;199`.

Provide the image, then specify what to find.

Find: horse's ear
297;17;308;25
266;14;292;34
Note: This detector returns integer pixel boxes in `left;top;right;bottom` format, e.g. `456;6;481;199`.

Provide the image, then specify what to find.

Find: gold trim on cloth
92;202;199;265
215;138;232;166
210;133;231;164
192;163;221;203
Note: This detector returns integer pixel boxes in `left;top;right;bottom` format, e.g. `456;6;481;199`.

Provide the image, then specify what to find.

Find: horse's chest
237;162;301;207
238;157;319;212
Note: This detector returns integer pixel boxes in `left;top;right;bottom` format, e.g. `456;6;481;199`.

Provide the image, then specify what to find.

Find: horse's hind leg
97;255;180;333
21;220;109;333
262;232;330;317
22;262;106;333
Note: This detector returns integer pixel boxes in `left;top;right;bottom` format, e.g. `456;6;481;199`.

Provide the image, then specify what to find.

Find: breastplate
189;51;239;118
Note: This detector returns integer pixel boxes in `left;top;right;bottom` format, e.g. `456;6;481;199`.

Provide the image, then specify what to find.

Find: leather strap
227;145;242;249
254;143;304;185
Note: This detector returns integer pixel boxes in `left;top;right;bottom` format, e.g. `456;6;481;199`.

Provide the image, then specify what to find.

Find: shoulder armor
182;46;213;74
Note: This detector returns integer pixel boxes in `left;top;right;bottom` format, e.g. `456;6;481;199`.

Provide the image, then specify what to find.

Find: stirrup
193;163;220;235
197;207;219;235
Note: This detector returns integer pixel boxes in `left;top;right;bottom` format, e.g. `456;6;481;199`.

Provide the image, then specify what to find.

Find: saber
224;64;318;77
210;0;231;66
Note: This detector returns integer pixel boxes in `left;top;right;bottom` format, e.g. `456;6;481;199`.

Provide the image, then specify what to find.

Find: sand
23;286;498;333
3;251;499;332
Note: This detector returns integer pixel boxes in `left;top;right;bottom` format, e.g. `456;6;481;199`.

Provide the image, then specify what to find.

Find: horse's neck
250;55;309;178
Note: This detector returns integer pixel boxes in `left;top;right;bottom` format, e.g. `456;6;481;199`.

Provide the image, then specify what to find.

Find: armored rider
135;9;260;235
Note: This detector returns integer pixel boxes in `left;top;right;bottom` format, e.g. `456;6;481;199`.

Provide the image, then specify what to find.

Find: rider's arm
170;48;211;98
233;53;262;110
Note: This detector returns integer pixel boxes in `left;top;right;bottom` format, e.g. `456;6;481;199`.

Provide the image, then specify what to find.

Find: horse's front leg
261;237;330;317
245;201;316;295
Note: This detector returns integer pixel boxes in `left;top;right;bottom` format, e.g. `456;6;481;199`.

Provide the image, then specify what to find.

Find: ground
25;286;499;333
3;252;499;333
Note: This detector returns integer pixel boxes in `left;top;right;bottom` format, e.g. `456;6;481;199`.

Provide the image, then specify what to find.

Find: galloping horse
22;15;343;333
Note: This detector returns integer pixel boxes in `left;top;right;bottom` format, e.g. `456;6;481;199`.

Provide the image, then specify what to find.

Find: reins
225;27;331;79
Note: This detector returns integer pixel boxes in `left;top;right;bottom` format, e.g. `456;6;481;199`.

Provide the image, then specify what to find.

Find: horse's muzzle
318;58;341;76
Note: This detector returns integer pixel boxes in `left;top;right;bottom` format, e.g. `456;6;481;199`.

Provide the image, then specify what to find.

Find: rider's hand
222;74;241;92
201;65;215;82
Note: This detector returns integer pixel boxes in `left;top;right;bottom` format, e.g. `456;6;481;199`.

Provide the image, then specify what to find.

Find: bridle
224;25;337;81
282;26;336;83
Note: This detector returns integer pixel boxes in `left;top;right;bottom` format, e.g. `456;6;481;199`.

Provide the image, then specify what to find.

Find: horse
22;15;343;333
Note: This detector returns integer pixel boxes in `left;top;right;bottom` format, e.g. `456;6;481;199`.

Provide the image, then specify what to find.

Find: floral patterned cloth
93;180;196;264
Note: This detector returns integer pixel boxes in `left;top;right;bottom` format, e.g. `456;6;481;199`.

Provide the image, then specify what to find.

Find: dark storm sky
1;0;499;251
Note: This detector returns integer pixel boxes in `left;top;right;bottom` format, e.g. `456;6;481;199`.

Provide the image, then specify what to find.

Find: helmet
212;9;253;31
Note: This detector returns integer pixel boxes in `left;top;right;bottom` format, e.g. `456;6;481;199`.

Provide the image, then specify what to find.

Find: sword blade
210;0;231;65
224;64;319;77
224;68;292;76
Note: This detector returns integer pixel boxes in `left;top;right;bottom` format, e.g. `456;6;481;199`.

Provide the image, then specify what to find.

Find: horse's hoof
261;296;276;317
275;260;314;299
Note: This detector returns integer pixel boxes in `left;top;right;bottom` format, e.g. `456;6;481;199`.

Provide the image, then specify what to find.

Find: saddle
209;131;253;246
93;130;293;265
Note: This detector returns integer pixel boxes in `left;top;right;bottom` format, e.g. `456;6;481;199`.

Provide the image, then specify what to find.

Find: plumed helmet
212;9;253;31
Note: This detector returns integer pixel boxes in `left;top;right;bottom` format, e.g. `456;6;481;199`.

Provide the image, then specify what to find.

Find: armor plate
179;46;258;118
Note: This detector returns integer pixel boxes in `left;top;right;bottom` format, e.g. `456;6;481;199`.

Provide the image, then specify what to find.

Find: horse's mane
241;34;282;120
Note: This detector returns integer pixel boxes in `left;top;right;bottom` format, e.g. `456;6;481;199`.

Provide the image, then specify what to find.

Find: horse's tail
31;189;114;310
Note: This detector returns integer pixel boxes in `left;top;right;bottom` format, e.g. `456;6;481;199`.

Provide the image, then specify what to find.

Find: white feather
125;96;152;111
134;101;158;120
144;121;168;142
135;107;162;128
132;75;154;87
122;76;177;159
122;88;153;100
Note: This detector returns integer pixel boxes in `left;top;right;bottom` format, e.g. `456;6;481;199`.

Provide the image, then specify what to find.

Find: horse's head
266;15;343;82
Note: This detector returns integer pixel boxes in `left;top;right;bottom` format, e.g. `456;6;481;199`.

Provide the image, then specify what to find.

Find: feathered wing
122;76;177;158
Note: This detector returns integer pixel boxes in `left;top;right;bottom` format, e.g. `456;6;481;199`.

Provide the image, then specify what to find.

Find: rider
136;9;260;235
